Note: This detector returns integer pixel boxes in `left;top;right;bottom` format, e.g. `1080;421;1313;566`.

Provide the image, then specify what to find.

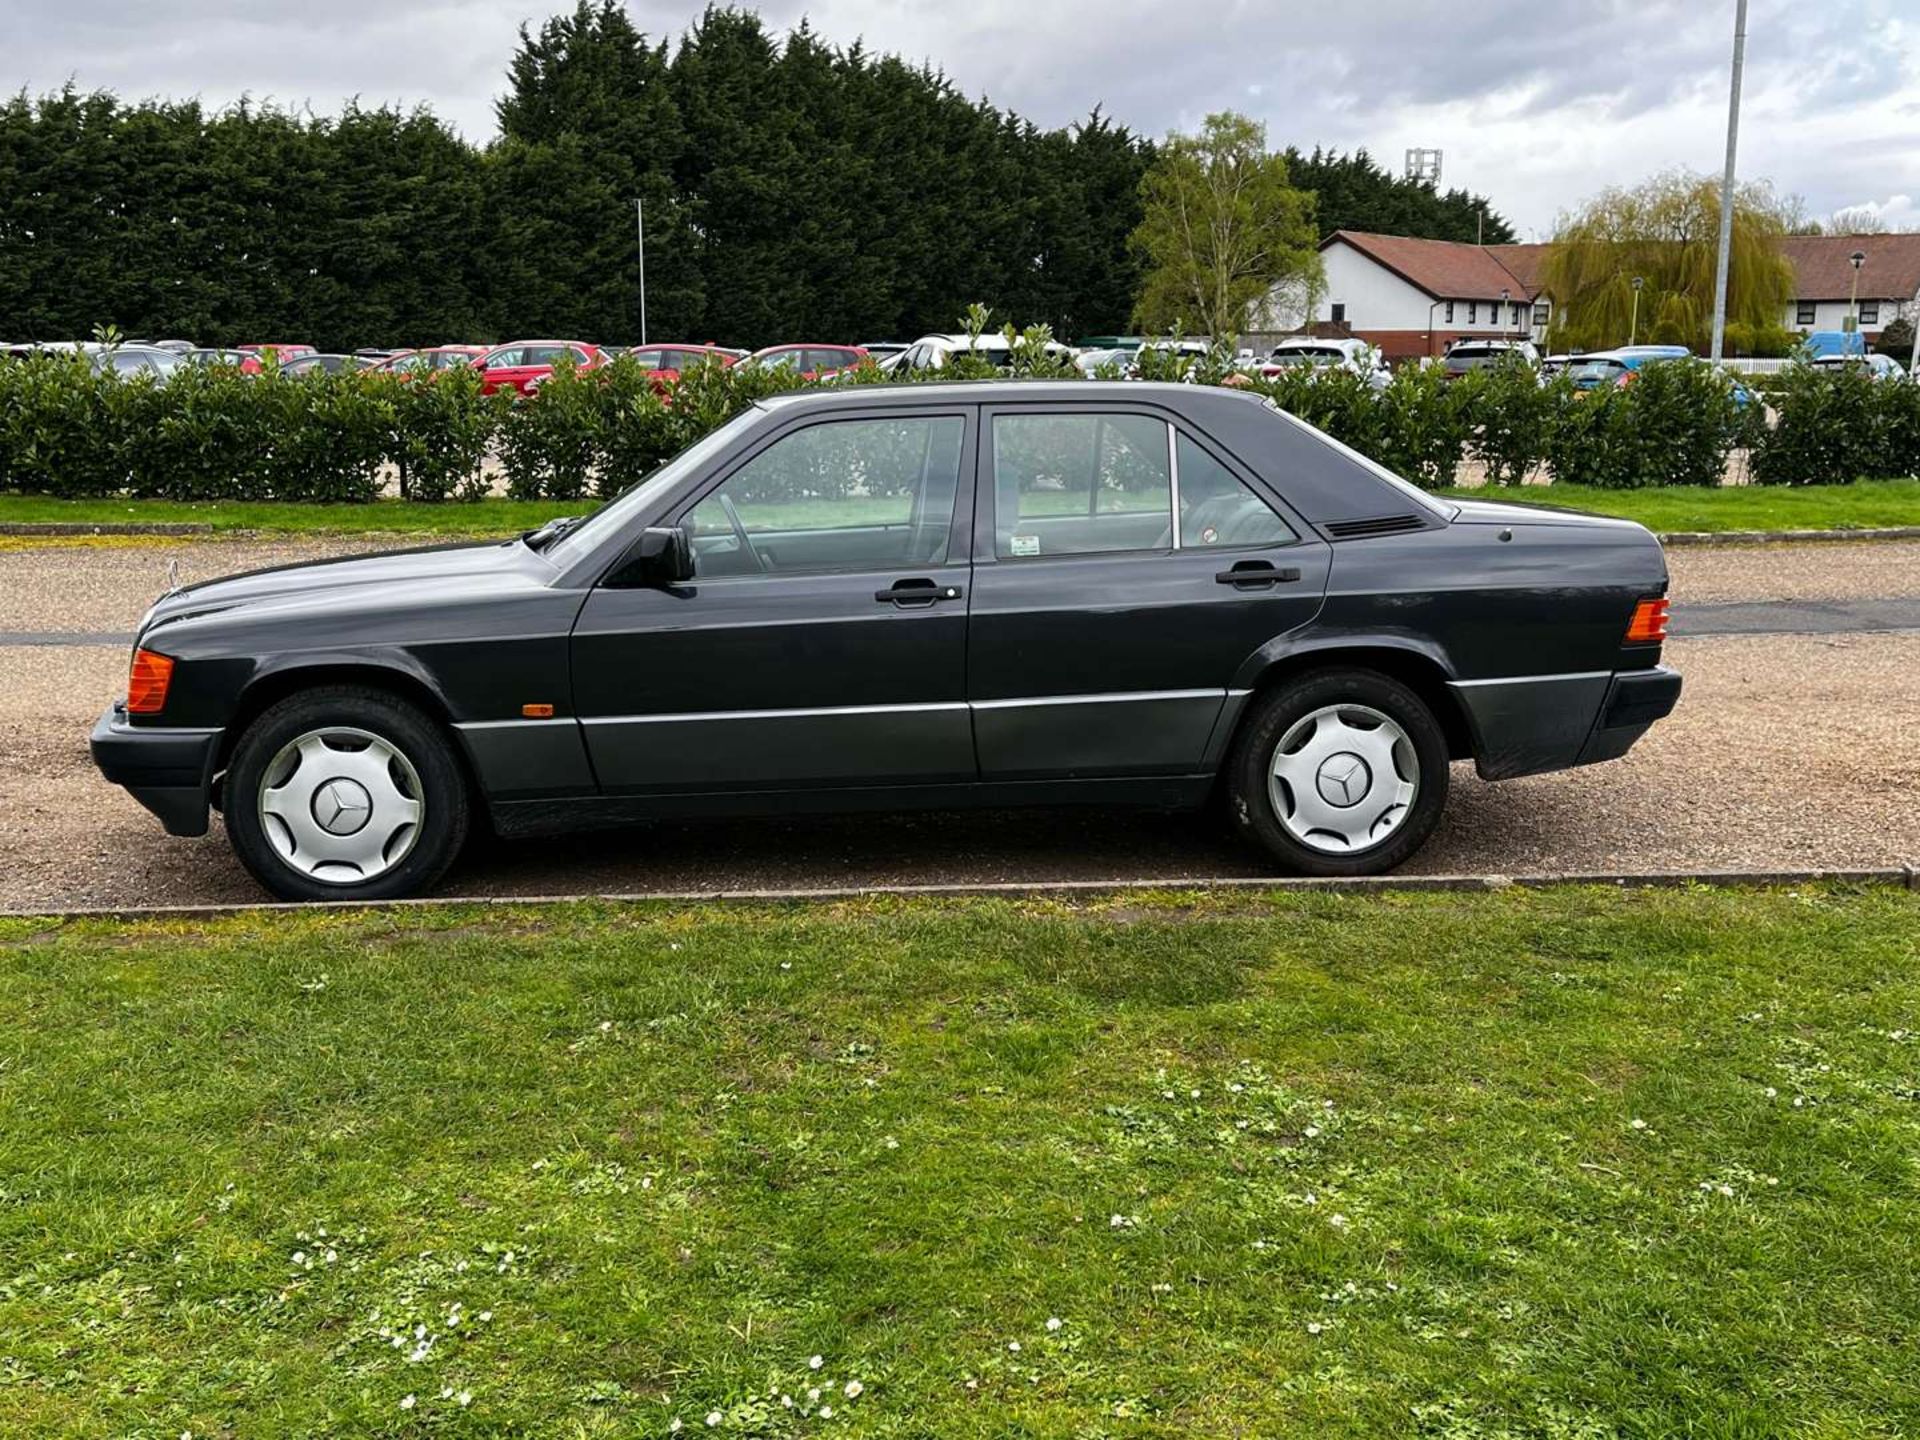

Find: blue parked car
1568;348;1754;407
1800;330;1868;360
1566;348;1688;390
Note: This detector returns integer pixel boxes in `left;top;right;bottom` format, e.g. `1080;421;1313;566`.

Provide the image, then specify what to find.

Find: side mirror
613;524;694;587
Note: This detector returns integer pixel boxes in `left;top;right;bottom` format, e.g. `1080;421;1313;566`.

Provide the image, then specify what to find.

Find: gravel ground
3;535;1916;636
4;534;1917;909
0;537;396;633
1667;541;1920;605
6;629;1917;911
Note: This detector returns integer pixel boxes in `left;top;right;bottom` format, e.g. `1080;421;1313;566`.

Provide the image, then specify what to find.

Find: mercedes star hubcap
1268;704;1418;853
259;727;424;884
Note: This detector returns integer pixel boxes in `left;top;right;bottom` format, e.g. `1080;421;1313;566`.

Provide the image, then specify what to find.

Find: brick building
1284;229;1920;363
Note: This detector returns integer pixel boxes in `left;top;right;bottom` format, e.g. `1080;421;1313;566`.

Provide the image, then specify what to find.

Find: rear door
966;402;1331;779
571;405;978;792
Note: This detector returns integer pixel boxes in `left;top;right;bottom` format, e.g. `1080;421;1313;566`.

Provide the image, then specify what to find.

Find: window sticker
1009;533;1041;557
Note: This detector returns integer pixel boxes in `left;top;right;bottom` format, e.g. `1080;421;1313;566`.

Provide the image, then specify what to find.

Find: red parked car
741;344;868;381
623;344;738;392
472;340;605;396
236;344;317;375
371;345;491;379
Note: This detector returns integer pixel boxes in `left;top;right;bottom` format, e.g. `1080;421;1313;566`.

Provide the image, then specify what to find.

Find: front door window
686;416;965;577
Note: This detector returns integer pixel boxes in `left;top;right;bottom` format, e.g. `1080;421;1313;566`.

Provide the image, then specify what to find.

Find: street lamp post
1848;250;1866;351
1629;276;1645;348
635;198;649;347
1709;0;1748;362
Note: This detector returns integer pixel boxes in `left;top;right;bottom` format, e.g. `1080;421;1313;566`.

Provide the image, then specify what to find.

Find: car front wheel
224;685;470;902
1226;667;1449;877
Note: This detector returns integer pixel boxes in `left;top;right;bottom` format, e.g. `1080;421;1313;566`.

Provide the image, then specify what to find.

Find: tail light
126;647;175;714
1625;597;1670;645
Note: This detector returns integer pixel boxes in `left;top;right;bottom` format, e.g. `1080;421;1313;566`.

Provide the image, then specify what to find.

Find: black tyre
1225;667;1448;877
224;685;471;902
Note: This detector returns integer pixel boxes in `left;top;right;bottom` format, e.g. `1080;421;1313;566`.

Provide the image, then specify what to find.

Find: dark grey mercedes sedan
92;381;1679;901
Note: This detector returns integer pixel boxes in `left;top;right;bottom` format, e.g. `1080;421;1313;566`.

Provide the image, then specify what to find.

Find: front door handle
1215;561;1301;588
875;578;964;606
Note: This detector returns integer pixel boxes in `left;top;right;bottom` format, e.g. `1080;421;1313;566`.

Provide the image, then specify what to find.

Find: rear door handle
875;578;964;606
1215;561;1301;588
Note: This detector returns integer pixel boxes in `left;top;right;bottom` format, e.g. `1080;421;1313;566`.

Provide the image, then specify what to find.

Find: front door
967;403;1331;778
571;408;977;793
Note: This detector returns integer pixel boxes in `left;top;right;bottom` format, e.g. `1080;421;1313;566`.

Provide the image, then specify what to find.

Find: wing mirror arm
609;525;695;588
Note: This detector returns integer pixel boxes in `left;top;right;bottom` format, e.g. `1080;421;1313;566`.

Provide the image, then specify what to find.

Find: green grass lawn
5;478;1918;541
4;884;1919;1436
1436;478;1920;533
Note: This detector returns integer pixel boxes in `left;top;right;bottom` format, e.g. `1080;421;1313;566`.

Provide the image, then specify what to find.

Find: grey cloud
7;0;1916;231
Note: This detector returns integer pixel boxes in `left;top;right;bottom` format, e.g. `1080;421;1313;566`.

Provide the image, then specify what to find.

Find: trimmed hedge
1;342;1914;504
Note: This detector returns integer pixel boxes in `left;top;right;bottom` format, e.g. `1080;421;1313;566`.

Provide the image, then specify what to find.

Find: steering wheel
718;492;764;572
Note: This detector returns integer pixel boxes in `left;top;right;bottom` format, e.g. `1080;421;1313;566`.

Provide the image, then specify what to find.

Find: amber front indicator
126;647;175;714
1625;597;1670;645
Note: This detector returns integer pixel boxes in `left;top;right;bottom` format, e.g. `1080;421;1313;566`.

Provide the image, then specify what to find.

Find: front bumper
89;704;222;837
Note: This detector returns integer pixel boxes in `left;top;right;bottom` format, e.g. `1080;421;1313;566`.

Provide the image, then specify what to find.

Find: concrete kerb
1658;526;1920;546
7;865;1913;923
0;522;218;536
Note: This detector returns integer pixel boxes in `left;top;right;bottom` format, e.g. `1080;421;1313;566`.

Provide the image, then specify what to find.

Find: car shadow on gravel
451;805;1275;894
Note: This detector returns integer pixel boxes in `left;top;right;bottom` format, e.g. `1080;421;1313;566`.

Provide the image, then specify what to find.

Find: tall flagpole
636;198;648;346
1709;0;1748;362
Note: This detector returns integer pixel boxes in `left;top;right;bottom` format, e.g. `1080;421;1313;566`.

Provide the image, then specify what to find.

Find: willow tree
1130;112;1320;340
1538;172;1798;355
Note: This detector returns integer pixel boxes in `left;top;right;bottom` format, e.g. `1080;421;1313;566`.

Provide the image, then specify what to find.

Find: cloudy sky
10;0;1918;236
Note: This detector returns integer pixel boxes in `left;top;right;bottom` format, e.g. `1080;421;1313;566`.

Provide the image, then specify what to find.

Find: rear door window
1175;435;1293;547
992;413;1172;558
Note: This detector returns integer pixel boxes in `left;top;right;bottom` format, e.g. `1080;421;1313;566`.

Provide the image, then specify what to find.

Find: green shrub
0;307;1908;505
1247;365;1389;466
388;365;507;502
499;356;602;502
0;353;124;497
1542;360;1742;489
1877;377;1920;481
131;359;276;500
1459;357;1557;486
1368;363;1473;490
591;356;675;500
1750;363;1882;486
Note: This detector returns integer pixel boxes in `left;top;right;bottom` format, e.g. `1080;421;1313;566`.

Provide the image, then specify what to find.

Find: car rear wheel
1226;668;1448;877
224;686;470;902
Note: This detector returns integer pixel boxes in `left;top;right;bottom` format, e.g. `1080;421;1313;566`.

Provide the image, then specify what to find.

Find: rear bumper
1452;664;1680;780
1574;665;1682;766
89;705;222;837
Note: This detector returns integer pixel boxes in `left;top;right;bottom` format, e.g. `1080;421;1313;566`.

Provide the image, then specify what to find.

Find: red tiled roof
1776;233;1920;300
1487;242;1549;293
1323;230;1536;301
1329;228;1920;305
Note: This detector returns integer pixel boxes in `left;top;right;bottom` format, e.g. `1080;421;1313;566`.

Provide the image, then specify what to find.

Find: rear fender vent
1323;513;1426;540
